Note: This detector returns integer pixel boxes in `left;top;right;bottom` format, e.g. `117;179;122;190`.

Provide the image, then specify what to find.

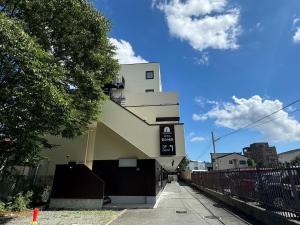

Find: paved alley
112;182;259;225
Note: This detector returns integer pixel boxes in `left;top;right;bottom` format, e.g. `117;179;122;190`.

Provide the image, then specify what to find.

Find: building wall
93;123;149;160
40;134;88;176
127;105;179;124
278;149;300;163
214;154;248;170
118;63;162;94
92;159;159;197
243;143;278;166
100;99;185;160
124;92;179;124
125;92;178;106
188;161;206;171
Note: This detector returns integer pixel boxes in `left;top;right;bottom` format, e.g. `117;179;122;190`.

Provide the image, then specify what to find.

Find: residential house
278;149;300;163
211;153;248;170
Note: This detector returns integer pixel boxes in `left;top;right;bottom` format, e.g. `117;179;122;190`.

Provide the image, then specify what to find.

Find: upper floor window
146;71;154;79
229;160;233;164
145;89;154;93
239;160;246;165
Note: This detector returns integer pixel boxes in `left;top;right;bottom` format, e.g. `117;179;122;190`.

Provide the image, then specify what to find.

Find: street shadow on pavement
0;216;13;225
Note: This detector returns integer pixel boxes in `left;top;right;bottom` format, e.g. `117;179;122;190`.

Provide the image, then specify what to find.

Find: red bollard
30;208;39;225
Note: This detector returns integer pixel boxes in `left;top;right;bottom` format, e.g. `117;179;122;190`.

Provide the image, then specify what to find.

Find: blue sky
94;0;300;161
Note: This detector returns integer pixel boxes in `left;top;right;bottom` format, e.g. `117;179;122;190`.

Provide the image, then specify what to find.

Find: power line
196;142;212;160
248;108;300;129
215;98;300;142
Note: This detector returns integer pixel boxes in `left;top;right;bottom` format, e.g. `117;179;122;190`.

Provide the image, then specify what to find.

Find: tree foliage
247;158;256;167
177;157;189;172
291;156;300;165
0;0;119;174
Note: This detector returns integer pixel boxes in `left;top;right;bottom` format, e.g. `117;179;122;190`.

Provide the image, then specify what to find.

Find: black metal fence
191;164;300;220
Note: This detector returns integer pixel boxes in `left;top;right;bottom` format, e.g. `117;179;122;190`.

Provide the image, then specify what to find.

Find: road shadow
0;216;13;225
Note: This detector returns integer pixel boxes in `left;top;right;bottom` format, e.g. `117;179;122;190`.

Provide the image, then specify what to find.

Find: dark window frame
145;89;154;93
146;71;154;79
239;160;246;165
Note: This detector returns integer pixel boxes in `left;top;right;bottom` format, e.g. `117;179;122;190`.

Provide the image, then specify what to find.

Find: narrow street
112;182;259;225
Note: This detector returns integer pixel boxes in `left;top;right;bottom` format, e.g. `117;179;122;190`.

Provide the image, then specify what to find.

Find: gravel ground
0;210;121;225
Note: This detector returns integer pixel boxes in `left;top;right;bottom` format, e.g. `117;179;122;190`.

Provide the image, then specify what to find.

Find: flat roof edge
121;62;160;65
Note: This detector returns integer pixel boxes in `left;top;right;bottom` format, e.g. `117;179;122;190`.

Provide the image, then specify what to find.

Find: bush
0;201;5;212
31;185;51;205
8;191;33;211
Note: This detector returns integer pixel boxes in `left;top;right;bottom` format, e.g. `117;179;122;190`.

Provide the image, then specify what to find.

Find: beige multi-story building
243;143;278;166
37;62;186;209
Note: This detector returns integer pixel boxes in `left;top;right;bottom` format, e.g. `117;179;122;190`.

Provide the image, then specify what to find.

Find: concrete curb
191;183;300;225
106;209;127;225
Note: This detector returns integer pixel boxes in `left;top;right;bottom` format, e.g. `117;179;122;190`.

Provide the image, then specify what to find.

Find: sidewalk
111;181;257;225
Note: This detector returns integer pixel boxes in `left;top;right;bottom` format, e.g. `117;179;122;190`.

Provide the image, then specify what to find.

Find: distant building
188;160;211;171
243;143;278;166
278;149;300;163
210;153;248;170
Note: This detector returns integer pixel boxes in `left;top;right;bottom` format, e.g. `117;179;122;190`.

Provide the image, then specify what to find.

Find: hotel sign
160;125;176;156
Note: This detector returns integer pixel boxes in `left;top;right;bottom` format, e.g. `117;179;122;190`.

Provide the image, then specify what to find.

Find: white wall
118;63;162;94
214;154;248;170
124;92;179;124
278;150;300;163
100;100;185;159
188;161;206;171
125;92;178;106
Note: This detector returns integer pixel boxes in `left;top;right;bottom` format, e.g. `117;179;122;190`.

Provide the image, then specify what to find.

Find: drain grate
205;216;220;219
176;210;187;214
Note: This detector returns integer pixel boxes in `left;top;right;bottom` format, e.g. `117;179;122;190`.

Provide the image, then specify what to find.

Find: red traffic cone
30;208;39;225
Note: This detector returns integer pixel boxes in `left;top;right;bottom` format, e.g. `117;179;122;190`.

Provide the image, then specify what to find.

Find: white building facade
211;153;248;170
278;149;300;163
39;63;186;209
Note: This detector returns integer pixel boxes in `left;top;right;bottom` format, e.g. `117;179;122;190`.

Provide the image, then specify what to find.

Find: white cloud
192;113;208;121
194;52;209;65
194;96;206;107
154;0;241;51
190;136;206;142
109;38;148;64
188;132;206;142
195;95;300;142
293;17;300;25
292;18;300;44
293;27;300;43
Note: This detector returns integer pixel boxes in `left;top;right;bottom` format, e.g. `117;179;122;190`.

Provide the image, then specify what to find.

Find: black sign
160;124;176;156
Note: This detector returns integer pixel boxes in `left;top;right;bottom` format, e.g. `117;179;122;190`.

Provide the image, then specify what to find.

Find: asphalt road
112;181;260;225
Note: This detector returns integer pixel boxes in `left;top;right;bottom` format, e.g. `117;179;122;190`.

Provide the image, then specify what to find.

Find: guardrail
191;164;300;220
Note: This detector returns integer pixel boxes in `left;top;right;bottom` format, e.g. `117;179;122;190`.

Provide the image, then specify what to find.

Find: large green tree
0;0;119;174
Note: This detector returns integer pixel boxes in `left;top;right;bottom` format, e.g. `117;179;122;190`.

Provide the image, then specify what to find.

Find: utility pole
211;131;216;153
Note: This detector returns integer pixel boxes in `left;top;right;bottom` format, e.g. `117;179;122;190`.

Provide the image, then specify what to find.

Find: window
145;89;154;93
240;160;246;165
146;71;154;79
194;166;199;170
229;160;233;164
